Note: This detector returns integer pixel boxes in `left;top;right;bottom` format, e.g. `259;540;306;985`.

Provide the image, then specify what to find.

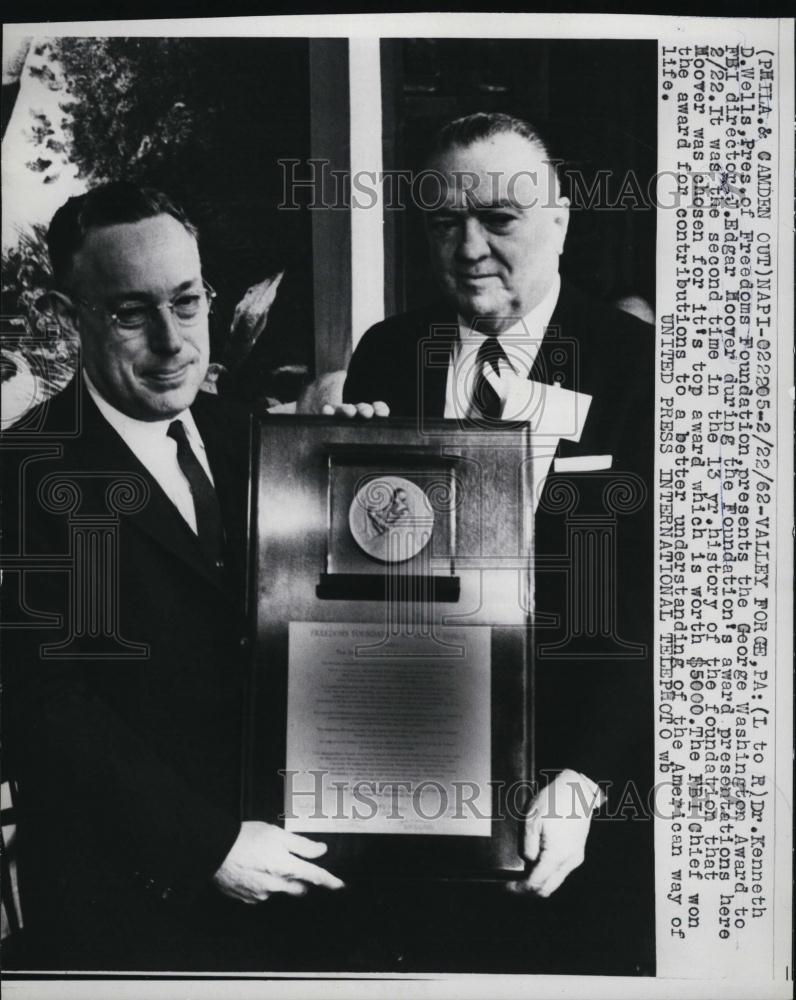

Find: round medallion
349;476;435;563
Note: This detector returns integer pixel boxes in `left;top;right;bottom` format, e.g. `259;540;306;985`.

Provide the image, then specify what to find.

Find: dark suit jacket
1;378;252;969
341;283;657;974
345;281;655;801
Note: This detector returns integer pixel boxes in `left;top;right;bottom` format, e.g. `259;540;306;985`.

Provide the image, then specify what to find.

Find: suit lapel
528;281;614;461
419;306;457;419
71;386;232;594
528;280;583;393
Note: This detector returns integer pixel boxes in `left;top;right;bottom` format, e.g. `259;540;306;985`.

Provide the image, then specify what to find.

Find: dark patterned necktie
167;419;225;568
471;337;508;420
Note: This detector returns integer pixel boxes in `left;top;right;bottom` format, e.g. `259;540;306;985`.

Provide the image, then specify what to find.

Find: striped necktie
471;337;508;420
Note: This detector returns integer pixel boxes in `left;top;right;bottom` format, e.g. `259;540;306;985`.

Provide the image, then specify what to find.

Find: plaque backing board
244;416;535;879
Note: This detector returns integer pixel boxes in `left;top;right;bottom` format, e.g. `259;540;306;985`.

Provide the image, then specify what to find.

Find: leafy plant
3;35;315;413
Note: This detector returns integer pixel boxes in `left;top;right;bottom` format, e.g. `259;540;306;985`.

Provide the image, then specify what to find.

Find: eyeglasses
71;282;216;334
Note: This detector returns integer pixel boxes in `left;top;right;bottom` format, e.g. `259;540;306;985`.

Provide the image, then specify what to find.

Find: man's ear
47;290;81;337
553;197;570;256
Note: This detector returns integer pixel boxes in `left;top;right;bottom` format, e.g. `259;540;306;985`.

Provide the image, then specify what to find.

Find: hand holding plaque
213;820;344;903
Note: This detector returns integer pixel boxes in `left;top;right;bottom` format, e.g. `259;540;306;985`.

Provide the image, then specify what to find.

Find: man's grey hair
424;112;562;195
428;112;553;164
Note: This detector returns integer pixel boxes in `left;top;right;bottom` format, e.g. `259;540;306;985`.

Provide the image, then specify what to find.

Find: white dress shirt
83;371;213;534
444;274;561;419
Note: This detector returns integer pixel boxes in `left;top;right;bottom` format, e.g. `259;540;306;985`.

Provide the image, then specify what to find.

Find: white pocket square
553;454;613;473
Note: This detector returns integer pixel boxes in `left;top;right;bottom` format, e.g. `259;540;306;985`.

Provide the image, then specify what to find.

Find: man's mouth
144;363;191;385
457;273;499;284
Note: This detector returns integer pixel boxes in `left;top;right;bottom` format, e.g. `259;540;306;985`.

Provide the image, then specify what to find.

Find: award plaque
243;416;535;879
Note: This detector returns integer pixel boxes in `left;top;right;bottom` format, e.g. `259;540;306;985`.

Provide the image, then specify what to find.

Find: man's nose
455;218;490;261
147;306;183;354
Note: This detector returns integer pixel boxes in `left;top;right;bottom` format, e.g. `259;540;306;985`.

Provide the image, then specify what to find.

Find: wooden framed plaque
243;416;535;880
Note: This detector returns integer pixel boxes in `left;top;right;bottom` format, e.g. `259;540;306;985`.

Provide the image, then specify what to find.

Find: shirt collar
454;274;560;380
82;369;204;451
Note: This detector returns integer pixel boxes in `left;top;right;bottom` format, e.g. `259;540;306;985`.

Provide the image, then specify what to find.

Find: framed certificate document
243;416;535;879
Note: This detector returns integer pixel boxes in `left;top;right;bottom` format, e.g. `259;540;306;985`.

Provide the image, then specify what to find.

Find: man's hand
292;369;390;418
319;401;390;418
511;769;603;898
212;820;344;904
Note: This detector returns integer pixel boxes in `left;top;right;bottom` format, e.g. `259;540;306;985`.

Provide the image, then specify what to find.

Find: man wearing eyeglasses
2;182;343;971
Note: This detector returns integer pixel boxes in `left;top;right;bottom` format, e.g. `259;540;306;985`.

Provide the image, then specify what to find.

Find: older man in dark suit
344;113;655;970
1;183;343;970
